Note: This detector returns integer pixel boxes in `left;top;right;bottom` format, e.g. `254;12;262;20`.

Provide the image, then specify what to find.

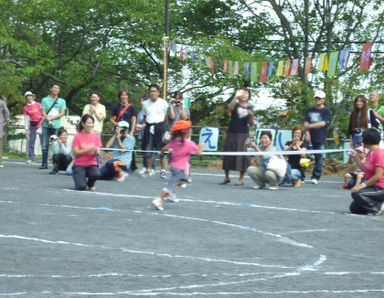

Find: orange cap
171;120;192;132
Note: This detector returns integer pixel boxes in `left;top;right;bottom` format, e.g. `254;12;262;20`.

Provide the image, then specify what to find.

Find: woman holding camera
348;95;379;149
50;127;73;175
220;88;254;186
72;114;101;190
350;128;384;215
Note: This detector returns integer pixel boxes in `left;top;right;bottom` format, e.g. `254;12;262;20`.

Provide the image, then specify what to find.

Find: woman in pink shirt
152;120;204;211
72;114;101;190
23;91;43;164
350;128;384;215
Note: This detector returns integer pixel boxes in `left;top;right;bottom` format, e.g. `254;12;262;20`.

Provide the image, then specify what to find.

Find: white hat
24;91;35;98
117;121;129;128
314;90;326;99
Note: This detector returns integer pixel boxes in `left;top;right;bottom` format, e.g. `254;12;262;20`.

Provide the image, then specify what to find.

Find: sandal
235;181;244;186
219;179;230;185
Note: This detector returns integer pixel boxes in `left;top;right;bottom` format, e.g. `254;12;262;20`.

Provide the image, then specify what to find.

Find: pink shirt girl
363;148;384;187
167;138;198;172
23;102;43;129
72;132;102;166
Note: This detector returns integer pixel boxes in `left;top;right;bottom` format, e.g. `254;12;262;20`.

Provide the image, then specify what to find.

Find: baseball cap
356;146;368;153
171;120;192;132
314;90;326;99
118;121;129;128
24;91;35;98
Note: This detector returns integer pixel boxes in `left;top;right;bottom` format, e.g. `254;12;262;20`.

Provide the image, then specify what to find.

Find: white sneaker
0;164;3;168
88;186;96;191
26;160;34;164
148;169;156;177
165;194;179;203
268;186;278;190
152;198;164;211
160;169;167;179
138;167;147;175
311;179;319;185
116;172;128;182
253;185;265;189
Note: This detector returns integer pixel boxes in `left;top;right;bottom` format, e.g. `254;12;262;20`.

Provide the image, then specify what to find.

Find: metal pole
163;0;169;100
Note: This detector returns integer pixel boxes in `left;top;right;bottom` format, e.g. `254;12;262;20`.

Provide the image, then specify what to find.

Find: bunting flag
360;42;373;71
276;60;284;76
244;62;250;79
259;62;268;82
179;47;184;61
184;48;188;60
223;60;229;73
290;59;299;76
327;51;339;77
191;51;196;63
268;62;274;77
172;41;176;54
283;60;291;76
210;57;216;74
169;40;173;52
250;62;258;81
305;57;312;74
228;60;234;78
318;53;328;71
234;61;240;75
205;56;211;68
339;49;350;72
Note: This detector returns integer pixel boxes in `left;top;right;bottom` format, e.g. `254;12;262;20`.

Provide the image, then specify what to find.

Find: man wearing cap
304;90;332;184
40;83;66;169
99;121;134;182
369;91;384;134
142;84;169;178
0;97;10;168
23;91;43;164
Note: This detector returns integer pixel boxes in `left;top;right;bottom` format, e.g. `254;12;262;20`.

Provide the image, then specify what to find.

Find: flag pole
163;0;169;101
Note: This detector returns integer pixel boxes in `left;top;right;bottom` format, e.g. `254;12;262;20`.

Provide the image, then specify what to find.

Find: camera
49;135;58;141
173;100;181;104
353;127;362;135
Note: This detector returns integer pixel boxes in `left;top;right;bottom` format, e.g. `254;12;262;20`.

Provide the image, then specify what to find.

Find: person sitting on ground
349;128;384;215
279;126;307;187
71;114;101;191
341;146;367;189
152;120;204;211
99;121;134;182
50;127;73;175
247;131;282;190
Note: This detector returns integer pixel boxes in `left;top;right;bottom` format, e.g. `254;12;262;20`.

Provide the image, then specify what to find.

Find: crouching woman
350;128;384;215
72;115;101;190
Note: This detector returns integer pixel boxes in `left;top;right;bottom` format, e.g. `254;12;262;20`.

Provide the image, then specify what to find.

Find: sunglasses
314;97;323;100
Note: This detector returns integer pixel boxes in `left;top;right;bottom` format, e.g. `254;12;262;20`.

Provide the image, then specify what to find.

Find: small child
152;120;204;211
341;146;367;189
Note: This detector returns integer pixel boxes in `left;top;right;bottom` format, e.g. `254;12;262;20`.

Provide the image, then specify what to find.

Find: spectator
50;127;73;175
247;131;281;190
220;88;254;186
369;91;384;133
0;98;10;168
341;146;367;189
23;91;43;164
40;83;66;169
141;84;169;178
99;120;135;182
71;115;101;191
136;95;156;174
110;89;137;171
349;128;384;215
279;126;307;187
304;90;332;185
167;91;190;130
348;95;379;149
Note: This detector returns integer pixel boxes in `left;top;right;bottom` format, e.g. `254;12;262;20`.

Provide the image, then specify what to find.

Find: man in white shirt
142;84;170;178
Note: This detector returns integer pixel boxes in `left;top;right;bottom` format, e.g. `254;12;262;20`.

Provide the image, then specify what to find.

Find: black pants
52;154;72;171
350;186;384;214
72;164;101;190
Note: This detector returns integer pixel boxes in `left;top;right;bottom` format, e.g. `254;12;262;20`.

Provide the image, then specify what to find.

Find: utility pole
163;0;169;100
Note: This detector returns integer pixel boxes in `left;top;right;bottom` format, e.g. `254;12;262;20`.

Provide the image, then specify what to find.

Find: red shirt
363;148;384;187
72;132;102;166
23;102;43;128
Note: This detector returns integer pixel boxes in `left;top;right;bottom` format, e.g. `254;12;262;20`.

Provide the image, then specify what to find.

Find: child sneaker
160;169;167;179
152;198;164;211
117;172;128;182
165;194;179;203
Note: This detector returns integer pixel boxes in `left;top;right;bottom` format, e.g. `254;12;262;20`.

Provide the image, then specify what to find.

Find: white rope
100;147;349;156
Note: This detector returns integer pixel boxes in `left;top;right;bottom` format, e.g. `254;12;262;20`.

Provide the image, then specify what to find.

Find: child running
152;120;204;211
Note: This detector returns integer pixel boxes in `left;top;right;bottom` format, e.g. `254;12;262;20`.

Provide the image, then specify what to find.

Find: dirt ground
207;157;356;177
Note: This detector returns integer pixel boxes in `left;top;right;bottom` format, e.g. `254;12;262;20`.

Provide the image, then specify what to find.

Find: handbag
30;118;42;127
266;155;287;178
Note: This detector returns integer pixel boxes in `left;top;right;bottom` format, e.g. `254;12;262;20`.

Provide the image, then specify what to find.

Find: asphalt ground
0;159;384;297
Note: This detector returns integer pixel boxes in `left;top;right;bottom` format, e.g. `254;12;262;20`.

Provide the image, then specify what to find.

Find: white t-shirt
142;98;168;124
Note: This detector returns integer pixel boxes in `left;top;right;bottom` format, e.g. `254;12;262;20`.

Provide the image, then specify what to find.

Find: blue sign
199;127;219;151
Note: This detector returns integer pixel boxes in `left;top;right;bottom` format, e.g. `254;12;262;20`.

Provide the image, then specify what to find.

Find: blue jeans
279;163;302;185
311;143;324;180
28;127;42;161
42;126;58;166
